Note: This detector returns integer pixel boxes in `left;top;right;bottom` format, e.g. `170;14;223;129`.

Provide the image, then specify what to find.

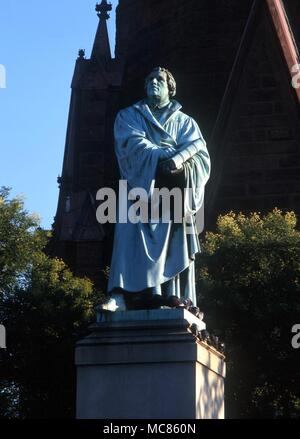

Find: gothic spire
91;1;112;62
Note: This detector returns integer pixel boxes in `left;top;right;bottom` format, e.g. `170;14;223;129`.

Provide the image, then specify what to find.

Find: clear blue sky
0;0;118;229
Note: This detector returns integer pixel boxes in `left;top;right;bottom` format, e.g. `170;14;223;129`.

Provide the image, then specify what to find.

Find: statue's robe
107;99;211;305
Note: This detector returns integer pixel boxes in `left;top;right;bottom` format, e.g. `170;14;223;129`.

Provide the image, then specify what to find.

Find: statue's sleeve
175;117;211;216
171;117;208;170
114;109;173;193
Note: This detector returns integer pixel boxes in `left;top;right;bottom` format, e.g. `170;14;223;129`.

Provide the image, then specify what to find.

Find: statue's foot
100;293;127;312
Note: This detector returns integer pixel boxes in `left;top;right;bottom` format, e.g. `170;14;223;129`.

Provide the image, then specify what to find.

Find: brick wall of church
210;4;300;222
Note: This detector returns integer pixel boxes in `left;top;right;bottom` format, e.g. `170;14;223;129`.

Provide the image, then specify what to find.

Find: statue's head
145;67;176;104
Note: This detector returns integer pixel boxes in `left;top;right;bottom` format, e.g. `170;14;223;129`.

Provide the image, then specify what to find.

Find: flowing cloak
107;99;211;304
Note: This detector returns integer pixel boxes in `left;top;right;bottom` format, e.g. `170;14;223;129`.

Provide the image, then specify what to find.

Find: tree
197;209;300;418
0;188;101;418
0;187;41;296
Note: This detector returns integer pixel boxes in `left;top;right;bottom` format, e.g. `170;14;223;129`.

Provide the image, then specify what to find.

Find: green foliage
0;187;42;295
0;189;101;418
197;209;300;418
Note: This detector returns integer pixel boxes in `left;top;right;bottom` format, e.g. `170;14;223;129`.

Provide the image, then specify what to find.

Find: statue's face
146;70;169;103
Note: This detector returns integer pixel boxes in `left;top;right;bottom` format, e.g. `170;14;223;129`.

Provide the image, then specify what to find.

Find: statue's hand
157;158;183;175
156;159;186;192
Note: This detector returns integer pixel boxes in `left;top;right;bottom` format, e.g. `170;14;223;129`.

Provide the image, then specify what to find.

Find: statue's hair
145;67;176;97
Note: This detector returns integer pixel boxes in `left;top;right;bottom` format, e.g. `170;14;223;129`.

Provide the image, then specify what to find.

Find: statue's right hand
157;158;181;175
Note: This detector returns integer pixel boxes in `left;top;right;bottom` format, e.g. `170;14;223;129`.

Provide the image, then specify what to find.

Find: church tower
50;1;122;285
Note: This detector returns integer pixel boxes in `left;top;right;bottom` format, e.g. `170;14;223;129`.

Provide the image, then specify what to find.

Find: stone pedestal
75;309;226;419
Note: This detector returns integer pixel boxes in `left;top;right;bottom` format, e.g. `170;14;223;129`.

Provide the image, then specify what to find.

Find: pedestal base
75;309;225;419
